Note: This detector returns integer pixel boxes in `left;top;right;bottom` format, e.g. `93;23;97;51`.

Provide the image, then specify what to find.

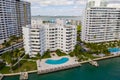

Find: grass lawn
0;60;37;74
0;67;10;74
83;53;95;59
13;60;37;73
30;57;40;60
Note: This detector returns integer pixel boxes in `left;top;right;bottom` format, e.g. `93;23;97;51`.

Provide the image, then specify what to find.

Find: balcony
66;41;72;43
66;38;72;41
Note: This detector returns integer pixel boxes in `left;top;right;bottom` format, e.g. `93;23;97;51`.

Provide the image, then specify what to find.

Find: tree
56;49;66;56
42;49;51;58
17;51;21;59
0;61;5;70
36;52;42;60
74;44;82;56
10;35;16;41
24;54;30;59
16;36;19;42
2;41;11;47
1;51;10;60
77;25;81;33
4;55;13;72
12;49;20;59
21;48;25;51
69;51;75;57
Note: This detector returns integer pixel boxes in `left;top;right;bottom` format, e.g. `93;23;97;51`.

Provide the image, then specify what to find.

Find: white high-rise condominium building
81;0;120;43
0;0;31;44
23;19;77;56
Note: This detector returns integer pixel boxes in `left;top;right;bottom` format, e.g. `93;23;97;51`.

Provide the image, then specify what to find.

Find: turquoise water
3;57;120;80
45;57;69;65
108;48;120;53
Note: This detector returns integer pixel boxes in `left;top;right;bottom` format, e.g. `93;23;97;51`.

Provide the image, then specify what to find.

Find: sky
25;0;120;16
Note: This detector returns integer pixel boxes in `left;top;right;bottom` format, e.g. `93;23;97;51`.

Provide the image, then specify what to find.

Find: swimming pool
108;48;120;53
45;57;69;65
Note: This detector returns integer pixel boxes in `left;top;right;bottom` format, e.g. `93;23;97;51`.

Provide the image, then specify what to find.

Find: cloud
25;0;86;16
75;0;88;5
25;0;120;16
26;0;88;6
26;0;74;6
26;0;120;6
30;5;83;16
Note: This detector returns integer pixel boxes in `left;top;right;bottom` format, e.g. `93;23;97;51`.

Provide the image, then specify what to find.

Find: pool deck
108;48;120;55
37;56;80;74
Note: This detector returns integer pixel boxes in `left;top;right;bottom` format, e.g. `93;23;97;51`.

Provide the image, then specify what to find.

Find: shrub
0;62;5;70
56;49;67;56
42;50;51;59
24;54;30;59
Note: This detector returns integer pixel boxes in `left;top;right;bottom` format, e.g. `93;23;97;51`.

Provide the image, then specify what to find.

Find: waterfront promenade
1;54;120;77
0;74;3;80
37;54;120;74
79;54;120;64
3;57;120;80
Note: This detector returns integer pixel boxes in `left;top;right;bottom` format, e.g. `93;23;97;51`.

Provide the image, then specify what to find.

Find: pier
89;59;99;67
20;72;28;80
0;74;3;80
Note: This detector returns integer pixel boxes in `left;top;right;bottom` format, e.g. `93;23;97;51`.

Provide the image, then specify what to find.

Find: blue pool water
45;57;69;65
108;48;120;53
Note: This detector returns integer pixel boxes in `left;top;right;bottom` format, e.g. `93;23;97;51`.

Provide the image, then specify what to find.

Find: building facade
81;0;120;43
23;19;77;56
0;0;31;44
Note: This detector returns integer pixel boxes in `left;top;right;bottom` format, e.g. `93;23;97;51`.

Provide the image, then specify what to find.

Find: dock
20;72;28;80
0;74;3;80
89;59;99;67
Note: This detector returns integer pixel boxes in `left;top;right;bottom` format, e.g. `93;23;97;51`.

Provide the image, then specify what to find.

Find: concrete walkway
0;74;3;80
13;55;25;66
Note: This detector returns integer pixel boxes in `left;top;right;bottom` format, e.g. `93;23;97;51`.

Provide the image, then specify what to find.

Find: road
0;42;23;55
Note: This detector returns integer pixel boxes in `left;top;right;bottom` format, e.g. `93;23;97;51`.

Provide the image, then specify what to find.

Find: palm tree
16;36;19;42
13;49;20;58
42;49;51;58
5;55;13;73
13;52;17;59
1;51;10;60
37;52;42;60
17;51;21;60
10;35;16;41
2;41;11;47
